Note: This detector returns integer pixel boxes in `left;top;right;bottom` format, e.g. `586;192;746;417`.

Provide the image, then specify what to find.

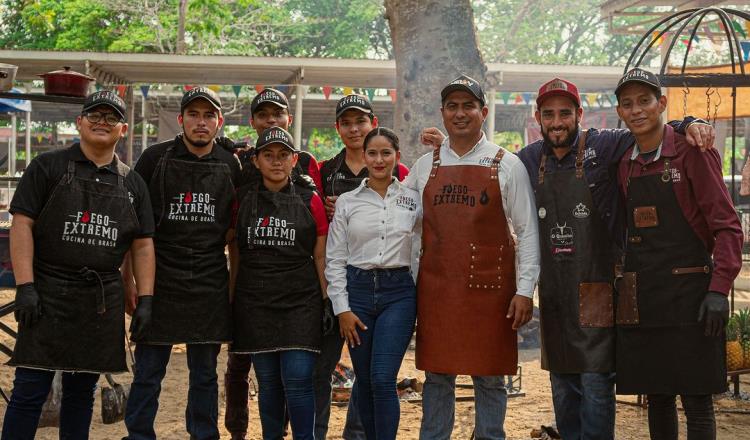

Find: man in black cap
615;67;742;440
223;87;324;440
123;86;241;440
3;90;155;439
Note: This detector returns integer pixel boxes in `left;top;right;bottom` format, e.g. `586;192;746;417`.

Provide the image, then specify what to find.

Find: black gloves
698;291;729;336
130;295;153;341
14;282;41;327
323;298;336;336
215;136;238;153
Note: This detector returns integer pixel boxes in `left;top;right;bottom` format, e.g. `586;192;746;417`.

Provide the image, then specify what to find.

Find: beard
183;132;213;148
541;118;579;149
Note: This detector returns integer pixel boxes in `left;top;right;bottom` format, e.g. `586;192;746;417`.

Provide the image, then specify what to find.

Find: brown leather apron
416;146;518;376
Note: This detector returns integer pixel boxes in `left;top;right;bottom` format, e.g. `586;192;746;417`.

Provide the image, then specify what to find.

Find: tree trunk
385;0;488;165
176;0;188;55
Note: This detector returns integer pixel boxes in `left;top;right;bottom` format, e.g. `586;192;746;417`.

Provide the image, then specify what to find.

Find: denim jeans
124;343;221;440
253;350;317;440
549;372;616;440
647;394;716;440
313;320;365;440
346;265;416;440
224;353;253;436
1;367;99;440
419;373;507;440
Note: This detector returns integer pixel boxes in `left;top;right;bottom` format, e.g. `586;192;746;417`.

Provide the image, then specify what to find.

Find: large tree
384;0;488;164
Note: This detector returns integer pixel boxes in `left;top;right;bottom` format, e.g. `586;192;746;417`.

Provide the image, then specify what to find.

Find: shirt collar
69;143;119;174
358;176;399;195
629;125;675;162
175;134;217;159
445;132;487;159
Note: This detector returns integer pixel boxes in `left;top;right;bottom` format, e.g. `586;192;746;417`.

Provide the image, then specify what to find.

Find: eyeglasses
82;111;123;126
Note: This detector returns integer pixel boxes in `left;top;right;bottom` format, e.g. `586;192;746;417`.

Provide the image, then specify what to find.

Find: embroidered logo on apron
432;184;475;207
250;216;297;246
550;222;575;255
168;191;216;222
572;202;590;219
62;210;119;247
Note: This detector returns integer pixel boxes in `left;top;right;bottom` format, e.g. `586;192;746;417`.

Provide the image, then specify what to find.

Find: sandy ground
0;287;749;439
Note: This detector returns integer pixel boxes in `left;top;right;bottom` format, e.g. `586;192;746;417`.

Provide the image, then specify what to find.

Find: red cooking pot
38;66;95;97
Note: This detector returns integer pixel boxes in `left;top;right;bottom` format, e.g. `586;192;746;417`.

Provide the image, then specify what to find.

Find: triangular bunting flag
741;41;750;61
255;84;265;94
277;85;290;96
140;85;150;98
521;93;533;104
500;92;511;104
323;86;333;100
585;93;598;108
651;31;663;46
388;89;397;103
732;21;746;38
95;83;102;91
116;84;127;98
514;94;524;104
366;88;376;101
184;85;194;92
232;85;243;97
208;85;221;93
343;87;354;96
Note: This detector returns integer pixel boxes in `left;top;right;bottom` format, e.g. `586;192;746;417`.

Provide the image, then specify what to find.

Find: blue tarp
0;88;31;113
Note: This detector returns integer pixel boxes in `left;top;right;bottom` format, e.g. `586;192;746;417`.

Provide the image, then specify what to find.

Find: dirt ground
0;288;749;439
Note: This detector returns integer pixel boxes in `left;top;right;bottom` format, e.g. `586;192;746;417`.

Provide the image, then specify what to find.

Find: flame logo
81;211;91;223
480;189;489;205
184;192;193;203
260;217;270;227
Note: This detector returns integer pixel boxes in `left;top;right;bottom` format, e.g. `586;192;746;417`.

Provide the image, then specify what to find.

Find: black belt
347;265;410;275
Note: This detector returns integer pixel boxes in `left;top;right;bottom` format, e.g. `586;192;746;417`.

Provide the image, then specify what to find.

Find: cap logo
265;130;288;141
624;69;650;82
339;95;368;106
545;80;568;92
259;91;279;101
451;78;475;87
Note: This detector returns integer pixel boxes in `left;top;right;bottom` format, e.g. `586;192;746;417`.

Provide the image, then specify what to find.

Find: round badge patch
538;207;546;219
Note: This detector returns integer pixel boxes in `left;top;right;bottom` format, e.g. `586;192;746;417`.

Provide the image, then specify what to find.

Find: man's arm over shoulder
134;142;168;186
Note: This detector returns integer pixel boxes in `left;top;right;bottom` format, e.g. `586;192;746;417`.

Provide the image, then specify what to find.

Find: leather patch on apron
578;282;614;328
633;206;658;228
615;272;639;325
468;243;508;290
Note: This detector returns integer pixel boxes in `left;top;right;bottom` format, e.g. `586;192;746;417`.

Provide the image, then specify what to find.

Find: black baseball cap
181;86;222;112
615;68;662;98
336;94;373;119
251;88;289;114
82;90;126;120
256;127;296;151
441;74;486;106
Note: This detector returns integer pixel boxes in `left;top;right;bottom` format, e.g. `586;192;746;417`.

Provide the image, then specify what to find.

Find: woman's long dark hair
363;127;400;151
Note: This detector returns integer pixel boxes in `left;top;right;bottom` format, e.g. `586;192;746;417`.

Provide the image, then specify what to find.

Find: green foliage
493;131;524;152
307;127;343;161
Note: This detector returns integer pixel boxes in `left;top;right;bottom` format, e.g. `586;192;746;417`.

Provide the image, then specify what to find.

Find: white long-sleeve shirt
405;133;540;298
325;178;422;315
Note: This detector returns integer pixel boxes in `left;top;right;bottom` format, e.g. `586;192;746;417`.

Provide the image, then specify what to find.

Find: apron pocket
468;243;510;290
578;282;614;328
615;272;639;325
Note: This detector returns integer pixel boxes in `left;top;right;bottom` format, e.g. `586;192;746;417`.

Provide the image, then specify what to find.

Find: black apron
616;138;725;395
143;143;234;344
10;158;139;373
231;181;322;354
536;131;618;374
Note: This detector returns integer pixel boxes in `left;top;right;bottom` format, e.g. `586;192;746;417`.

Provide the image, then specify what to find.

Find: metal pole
485;88;496;141
127;86;135;166
24;111;31;170
294;85;304;150
141;94;148;154
9;114;17;175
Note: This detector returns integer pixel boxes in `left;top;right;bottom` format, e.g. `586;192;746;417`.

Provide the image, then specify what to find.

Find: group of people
2;67;742;440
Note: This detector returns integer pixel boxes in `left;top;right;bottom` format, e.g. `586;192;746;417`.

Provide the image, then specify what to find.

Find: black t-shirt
10;143;155;238
135;135;242;188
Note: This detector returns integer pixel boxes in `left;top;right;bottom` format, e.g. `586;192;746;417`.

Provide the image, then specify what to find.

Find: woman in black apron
231;127;328;440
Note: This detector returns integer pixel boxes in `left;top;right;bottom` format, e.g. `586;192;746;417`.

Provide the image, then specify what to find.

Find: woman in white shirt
325;127;420;440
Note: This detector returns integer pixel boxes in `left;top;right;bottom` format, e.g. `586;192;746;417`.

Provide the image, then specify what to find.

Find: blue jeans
419;373;507;440
550;372;616;440
1;367;99;440
313;320;364;439
346;265;416;440
124;343;221;440
253;350;317;440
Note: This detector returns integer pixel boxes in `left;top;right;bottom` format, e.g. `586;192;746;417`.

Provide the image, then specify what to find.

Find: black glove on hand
698;291;729;336
214;136;237;153
323;298;336;336
130;295;153;341
14;282;41;327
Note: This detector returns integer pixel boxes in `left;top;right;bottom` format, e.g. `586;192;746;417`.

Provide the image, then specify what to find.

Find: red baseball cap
536;78;581;108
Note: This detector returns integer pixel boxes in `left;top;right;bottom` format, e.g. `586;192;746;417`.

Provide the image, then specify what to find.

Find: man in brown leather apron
407;75;540;440
4;91;156;439
615;68;742;440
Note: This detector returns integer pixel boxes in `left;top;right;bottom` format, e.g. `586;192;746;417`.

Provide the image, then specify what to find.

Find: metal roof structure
600;1;750;35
